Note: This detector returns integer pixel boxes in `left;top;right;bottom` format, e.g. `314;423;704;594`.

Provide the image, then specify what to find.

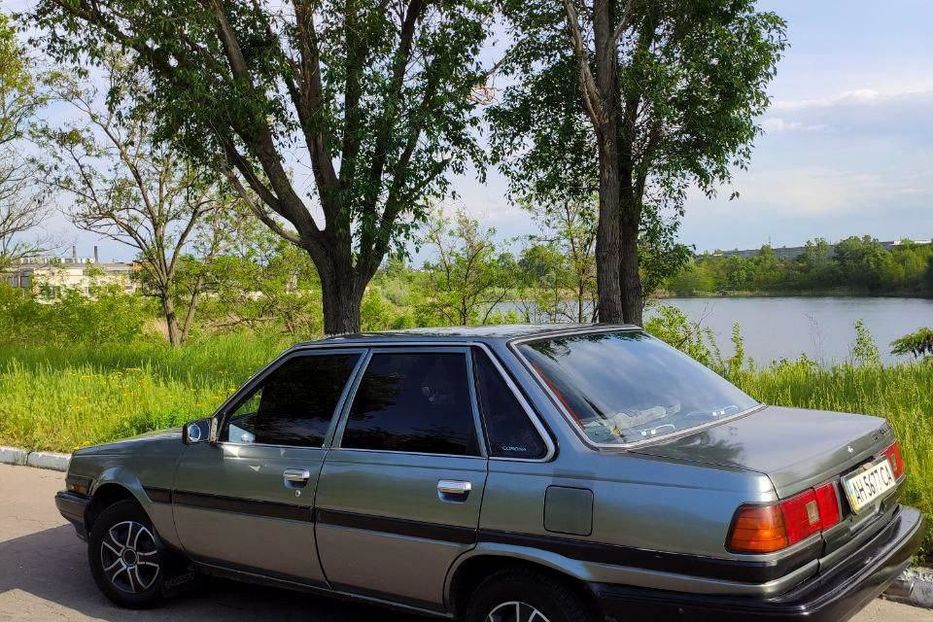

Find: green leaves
490;0;787;317
891;328;933;360
30;0;495;331
420;209;511;325
0;13;51;269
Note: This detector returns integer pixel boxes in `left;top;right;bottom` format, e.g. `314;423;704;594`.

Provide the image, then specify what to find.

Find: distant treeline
666;237;933;297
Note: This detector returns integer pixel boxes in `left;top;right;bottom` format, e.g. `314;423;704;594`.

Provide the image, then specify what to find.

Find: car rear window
516;330;758;445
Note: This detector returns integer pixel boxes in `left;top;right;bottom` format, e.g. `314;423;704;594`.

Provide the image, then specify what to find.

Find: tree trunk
178;275;205;345
591;0;624;325
619;199;643;325
577;280;585;323
594;131;624;324
159;292;181;347
319;265;362;335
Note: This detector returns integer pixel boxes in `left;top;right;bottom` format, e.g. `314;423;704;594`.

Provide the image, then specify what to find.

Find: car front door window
223;352;360;447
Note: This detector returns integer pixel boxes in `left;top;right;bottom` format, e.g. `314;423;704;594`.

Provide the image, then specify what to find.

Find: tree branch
562;0;604;125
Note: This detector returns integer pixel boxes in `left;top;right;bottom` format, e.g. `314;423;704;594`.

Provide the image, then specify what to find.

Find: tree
421;210;509;325
834;236;891;292
197;209;325;337
891;327;933;360
36;60;229;346
525;197;598;323
638;206;691;302
795;238;837;290
33;0;492;334
0;13;49;271
490;0;786;325
514;242;568;323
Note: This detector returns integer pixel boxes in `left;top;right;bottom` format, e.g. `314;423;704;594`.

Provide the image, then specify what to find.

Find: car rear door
314;347;488;609
172;349;364;585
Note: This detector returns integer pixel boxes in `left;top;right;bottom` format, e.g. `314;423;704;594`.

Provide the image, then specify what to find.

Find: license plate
843;458;896;513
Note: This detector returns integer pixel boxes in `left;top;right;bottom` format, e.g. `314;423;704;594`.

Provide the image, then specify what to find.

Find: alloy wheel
486;601;552;622
99;520;160;594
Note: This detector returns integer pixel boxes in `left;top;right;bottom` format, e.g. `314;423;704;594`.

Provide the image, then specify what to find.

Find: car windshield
517;330;758;445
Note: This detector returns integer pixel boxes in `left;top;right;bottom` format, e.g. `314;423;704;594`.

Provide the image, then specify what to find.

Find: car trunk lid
630;405;895;498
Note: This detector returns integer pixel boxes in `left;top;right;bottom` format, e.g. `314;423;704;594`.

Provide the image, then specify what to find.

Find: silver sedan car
55;325;923;622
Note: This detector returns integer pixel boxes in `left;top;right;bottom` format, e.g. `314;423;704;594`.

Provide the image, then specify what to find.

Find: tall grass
0;332;929;559
0;332;286;452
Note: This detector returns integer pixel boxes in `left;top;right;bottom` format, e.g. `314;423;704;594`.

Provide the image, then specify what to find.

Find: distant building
2;246;137;297
715;239;931;260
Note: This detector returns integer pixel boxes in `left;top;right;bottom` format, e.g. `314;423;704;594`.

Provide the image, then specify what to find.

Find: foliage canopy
33;0;493;333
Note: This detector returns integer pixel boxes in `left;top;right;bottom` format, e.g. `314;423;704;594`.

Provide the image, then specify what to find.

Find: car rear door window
341;352;479;456
223;353;360;447
473;349;548;459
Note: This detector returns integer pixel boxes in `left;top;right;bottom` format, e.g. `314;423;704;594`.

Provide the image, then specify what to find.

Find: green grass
0;333;286;452
0;335;929;560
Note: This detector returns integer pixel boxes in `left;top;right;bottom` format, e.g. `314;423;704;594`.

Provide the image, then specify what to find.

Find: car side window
473;349;548;459
223;353;359;447
341;352;479;456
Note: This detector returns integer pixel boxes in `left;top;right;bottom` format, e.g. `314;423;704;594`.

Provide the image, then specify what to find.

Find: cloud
731;169;889;215
760;118;827;133
772;86;933;112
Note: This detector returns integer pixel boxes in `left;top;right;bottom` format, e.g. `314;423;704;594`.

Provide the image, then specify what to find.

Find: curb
0;446;70;471
885;567;933;609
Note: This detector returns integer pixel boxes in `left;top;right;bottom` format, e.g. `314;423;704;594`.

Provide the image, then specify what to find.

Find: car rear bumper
593;504;924;622
55;490;90;540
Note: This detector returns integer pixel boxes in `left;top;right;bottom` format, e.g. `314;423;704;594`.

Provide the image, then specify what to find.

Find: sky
466;0;933;253
7;0;933;261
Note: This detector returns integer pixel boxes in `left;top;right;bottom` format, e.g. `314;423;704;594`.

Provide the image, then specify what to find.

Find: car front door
172;349;364;585
315;347;488;609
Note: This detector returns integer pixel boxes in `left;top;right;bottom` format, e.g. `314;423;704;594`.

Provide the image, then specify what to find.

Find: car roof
291;323;641;349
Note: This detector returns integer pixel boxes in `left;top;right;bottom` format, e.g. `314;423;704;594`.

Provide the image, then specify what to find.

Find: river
651;297;933;365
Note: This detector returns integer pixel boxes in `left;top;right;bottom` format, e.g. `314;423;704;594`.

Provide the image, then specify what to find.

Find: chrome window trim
322;342;555;463
464;347;488;460
332;345;486;458
212;339;556;462
507;326;764;451
214;348;368;450
326;446;491;461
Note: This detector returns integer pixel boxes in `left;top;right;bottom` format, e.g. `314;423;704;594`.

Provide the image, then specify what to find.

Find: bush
891;327;933;360
0;283;150;347
644;305;721;368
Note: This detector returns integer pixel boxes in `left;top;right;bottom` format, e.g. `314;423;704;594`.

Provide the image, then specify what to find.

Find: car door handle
283;468;311;484
437;480;472;502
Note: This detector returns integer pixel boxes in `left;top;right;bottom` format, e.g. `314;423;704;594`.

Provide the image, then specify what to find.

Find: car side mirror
183;418;214;445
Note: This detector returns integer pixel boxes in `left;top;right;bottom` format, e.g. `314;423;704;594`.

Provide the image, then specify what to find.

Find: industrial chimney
94;246;99;263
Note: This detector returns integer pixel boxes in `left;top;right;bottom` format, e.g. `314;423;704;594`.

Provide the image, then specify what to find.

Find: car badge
847;445;855;454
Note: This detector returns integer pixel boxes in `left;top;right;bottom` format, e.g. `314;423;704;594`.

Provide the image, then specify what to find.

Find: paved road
1;464;930;622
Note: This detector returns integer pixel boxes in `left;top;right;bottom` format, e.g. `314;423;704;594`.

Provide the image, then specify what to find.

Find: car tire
464;569;599;622
87;499;168;609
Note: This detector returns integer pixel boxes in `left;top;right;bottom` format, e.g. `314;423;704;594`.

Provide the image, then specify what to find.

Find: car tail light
777;489;823;545
882;442;905;479
727;504;788;553
727;482;842;554
814;482;841;528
